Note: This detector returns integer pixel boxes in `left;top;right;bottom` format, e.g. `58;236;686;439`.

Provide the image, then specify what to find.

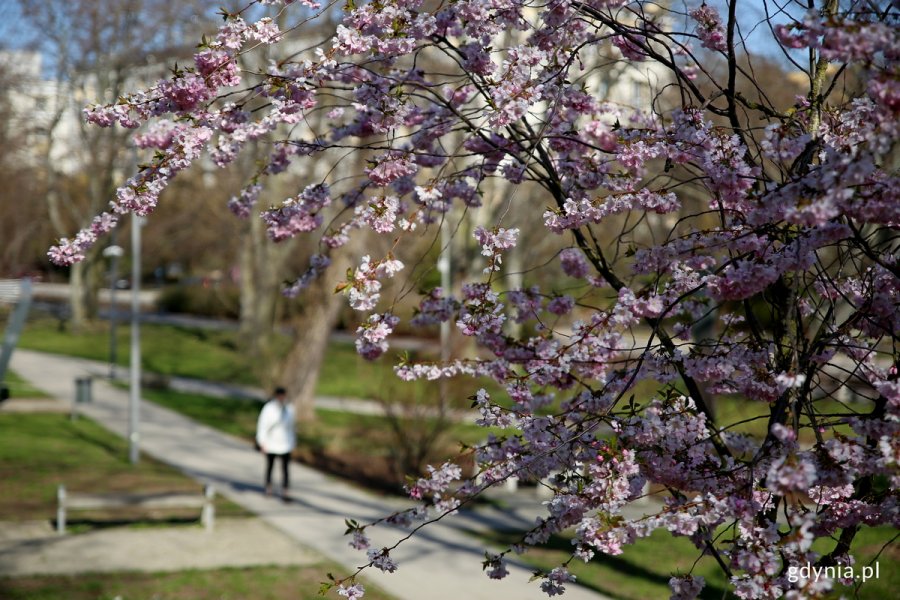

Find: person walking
255;387;296;501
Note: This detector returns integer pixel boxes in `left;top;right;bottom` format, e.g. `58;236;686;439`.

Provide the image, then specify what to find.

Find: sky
0;0;848;81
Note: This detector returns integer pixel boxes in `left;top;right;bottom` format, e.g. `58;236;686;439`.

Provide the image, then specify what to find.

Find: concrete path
0;519;318;576
9;350;611;600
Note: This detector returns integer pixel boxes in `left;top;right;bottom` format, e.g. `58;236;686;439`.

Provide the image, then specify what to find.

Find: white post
57;485;66;535
129;215;143;465
201;485;216;532
436;214;453;417
103;244;124;380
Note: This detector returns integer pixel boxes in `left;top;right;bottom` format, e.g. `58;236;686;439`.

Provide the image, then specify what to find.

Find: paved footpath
0;518;319;576
10;350;610;600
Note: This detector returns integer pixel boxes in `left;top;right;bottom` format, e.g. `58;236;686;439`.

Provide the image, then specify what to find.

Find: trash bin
75;377;92;404
75;377;91;404
71;377;92;420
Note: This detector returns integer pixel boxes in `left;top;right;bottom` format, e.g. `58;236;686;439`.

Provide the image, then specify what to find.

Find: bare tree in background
14;0;211;326
0;50;53;276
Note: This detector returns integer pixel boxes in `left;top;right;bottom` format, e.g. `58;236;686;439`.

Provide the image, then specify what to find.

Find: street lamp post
439;216;451;364
102;244;124;380
129;216;144;465
437;215;452;415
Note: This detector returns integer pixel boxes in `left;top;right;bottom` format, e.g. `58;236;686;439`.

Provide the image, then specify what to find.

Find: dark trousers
265;453;290;490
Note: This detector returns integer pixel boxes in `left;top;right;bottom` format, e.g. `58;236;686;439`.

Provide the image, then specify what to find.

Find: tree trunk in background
280;234;367;423
44;170;100;331
238;211;294;386
68;260;87;327
67;252;102;328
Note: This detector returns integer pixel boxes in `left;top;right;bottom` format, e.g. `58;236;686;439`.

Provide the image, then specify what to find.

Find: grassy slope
2;370;51;399
19;319;262;385
0;565;393;600
17;318;498;401
0;412;246;521
477;525;898;600
19;318;415;397
0;411;394;599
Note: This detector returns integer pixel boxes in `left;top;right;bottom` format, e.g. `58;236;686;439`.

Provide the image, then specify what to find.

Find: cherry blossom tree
51;0;898;598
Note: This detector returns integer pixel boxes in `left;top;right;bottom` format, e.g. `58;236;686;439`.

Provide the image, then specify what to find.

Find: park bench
56;484;216;535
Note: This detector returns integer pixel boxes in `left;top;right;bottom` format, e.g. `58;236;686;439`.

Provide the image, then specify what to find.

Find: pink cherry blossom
337;583;365;599
689;5;727;52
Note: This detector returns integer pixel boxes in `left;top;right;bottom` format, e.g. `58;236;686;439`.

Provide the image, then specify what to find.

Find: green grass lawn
19;319;264;386
18;317;505;402
619;379;865;446
2;369;51;399
0;411;395;598
0;412;247;522
474;524;898;600
18;317;438;398
0;563;393;600
18;317;874;440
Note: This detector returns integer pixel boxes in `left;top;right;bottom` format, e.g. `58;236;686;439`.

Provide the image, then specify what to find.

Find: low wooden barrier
56;484;215;535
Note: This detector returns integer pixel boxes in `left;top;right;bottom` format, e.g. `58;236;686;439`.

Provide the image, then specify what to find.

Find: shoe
265;485;273;496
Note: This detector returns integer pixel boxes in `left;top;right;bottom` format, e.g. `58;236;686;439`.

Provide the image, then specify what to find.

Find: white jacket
256;399;296;455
